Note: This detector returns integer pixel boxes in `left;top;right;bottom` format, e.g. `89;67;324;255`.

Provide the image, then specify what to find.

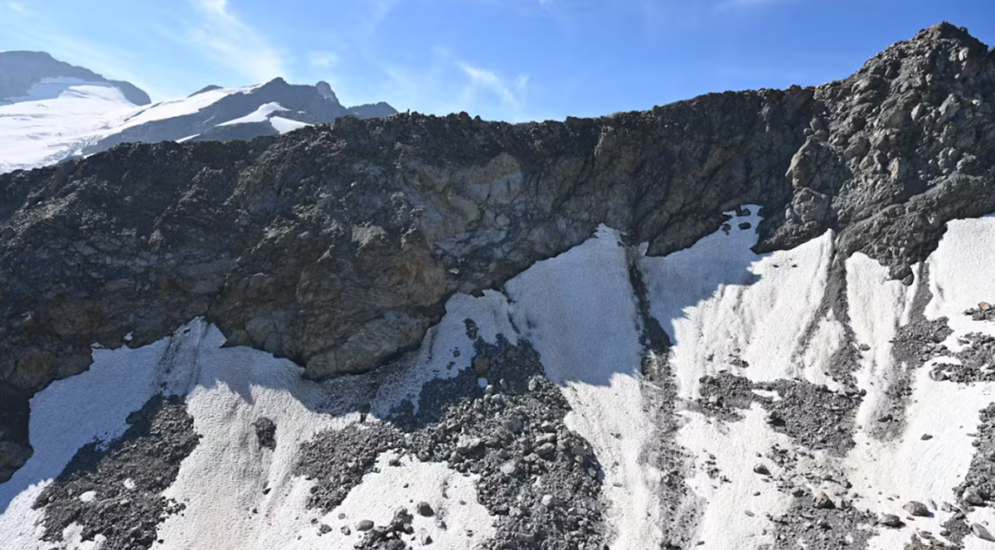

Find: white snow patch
751;389;781;401
925;214;995;351
0;80;253;174
0;77;136;173
217;102;288;127
505;225;664;550
269;116;310;134
641;206;840;400
114;87;241;131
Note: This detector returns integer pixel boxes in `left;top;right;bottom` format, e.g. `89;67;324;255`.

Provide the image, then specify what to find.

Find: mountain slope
0;52;398;174
0;51;151;106
1;22;995;550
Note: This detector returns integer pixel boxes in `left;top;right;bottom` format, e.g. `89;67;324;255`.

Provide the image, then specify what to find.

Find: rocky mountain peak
316;80;339;104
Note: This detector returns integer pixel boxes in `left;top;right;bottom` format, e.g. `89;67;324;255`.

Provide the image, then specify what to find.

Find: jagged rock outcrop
1;22;994;481
0;51;150;105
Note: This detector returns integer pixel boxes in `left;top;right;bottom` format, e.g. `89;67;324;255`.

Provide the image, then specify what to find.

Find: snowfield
0;79;302;174
4;210;995;548
0;77;137;173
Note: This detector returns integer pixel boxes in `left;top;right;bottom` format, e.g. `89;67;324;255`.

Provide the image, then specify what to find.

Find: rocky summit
2;21;995;550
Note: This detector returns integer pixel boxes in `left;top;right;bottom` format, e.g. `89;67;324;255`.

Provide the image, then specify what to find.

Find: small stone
357;519;374;531
504;416;524;434
472;357;492;376
416;501;434;517
973;523;995;542
500;461;519;476
456;436;481;455
541;494;561;508
921;434;933;440
318;524;331;535
980;302;992;311
753;464;771;476
536;442;556;458
903;501;930;517
340;526;351;535
791;487;807;498
814;491;835;510
964;486;987;506
419;530;434;545
879;514;903;528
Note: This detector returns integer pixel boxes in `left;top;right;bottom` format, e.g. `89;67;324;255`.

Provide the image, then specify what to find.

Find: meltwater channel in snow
4;208;995;549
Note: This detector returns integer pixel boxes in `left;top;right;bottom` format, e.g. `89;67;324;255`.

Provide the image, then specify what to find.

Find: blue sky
1;0;993;121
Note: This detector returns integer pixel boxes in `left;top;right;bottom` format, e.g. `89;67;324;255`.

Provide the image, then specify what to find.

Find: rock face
0;51;151;106
0;22;994;482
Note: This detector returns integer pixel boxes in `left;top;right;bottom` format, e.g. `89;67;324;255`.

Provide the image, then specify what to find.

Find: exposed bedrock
1;23;995;479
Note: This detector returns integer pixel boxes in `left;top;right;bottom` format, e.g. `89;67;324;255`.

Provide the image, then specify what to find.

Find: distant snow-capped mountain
0;51;397;174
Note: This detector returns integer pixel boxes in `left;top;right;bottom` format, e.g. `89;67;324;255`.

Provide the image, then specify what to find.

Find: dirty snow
269;116;310;134
505;225;665;550
318;451;494;549
677;404;795;549
371;290;516;416
844;216;995;549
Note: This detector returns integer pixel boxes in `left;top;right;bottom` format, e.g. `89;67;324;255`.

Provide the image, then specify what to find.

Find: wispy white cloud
457;61;530;120
185;0;287;83
307;50;340;70
369;47;544;122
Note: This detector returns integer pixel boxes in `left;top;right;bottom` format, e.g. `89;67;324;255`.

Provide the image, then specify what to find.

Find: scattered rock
880;513;904;528
814;492;835;510
357;519;374;531
415;501;434;517
973;523;995;542
964;486;988;506
904;501;931;517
